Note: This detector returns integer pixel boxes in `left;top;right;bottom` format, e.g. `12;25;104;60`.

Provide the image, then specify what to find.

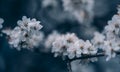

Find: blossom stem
67;60;72;72
66;51;120;62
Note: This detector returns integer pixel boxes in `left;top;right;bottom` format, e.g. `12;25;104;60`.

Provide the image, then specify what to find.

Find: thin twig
67;60;72;72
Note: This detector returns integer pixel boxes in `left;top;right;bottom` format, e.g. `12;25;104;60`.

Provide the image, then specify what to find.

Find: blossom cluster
45;28;120;61
46;32;97;60
48;31;118;61
2;16;44;50
101;7;120;61
62;0;94;24
90;6;120;61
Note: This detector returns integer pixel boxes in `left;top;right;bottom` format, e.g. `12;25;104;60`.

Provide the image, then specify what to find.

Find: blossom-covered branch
2;4;120;65
45;6;120;62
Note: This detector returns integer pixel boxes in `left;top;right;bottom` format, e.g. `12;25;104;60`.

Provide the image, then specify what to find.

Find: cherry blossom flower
91;32;105;48
52;33;79;58
45;31;61;48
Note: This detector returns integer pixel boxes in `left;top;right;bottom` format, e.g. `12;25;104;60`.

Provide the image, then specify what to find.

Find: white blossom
2;16;44;50
62;0;94;24
83;40;97;55
91;32;105;48
0;18;4;29
45;31;61;48
52;33;79;58
75;40;84;57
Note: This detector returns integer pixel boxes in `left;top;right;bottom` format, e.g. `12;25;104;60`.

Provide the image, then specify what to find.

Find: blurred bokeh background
0;0;120;72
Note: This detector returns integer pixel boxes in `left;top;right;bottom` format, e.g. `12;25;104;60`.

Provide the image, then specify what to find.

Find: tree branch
65;51;120;62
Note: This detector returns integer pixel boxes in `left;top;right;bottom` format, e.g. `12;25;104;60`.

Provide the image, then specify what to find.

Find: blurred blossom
62;0;94;25
42;0;58;8
41;0;73;25
0;18;4;29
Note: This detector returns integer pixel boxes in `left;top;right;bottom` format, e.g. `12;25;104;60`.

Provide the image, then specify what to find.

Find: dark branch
65;51;120;62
